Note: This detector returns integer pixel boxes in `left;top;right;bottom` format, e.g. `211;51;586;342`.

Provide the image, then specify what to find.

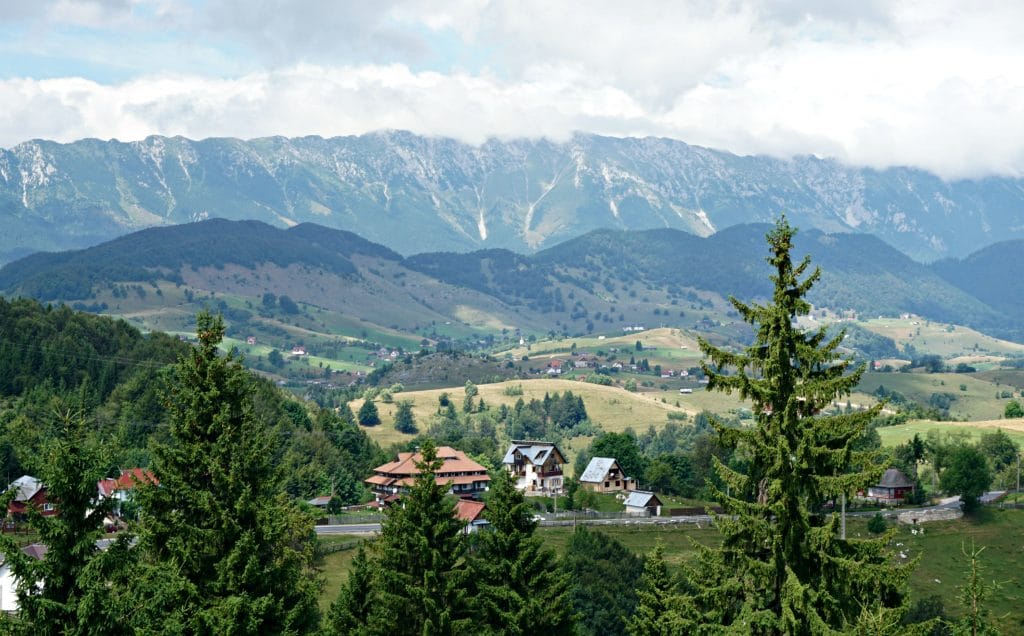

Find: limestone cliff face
1;131;1022;262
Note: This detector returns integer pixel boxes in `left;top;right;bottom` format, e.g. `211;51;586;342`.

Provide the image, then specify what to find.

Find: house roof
307;495;333;507
624;491;662;508
579;457;620;483
20;544;48;560
6;475;42;502
502;441;566;466
453;499;486;523
371;447;489;478
877;468;915;488
97;468;158;498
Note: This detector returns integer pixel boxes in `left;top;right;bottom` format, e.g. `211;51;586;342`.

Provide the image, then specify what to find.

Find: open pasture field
855;317;1024;359
877;419;1024;448
856;371;1021;421
500;328;706;366
353;377;694;450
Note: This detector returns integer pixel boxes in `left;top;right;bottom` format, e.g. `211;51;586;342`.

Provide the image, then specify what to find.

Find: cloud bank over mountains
1;0;1022;180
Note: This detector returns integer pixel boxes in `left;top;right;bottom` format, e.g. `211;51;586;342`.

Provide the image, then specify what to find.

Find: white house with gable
502;441;567;495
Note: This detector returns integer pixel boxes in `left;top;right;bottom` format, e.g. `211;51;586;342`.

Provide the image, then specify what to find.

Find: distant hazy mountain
2;132;1023;263
1;219;1018;343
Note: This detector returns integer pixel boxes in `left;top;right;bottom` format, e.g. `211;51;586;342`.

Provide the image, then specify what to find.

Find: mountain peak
0;131;1022;264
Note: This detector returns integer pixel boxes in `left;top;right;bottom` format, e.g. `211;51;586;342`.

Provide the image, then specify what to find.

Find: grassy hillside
856;317;1024;359
353;378;695;451
877;419;1024;448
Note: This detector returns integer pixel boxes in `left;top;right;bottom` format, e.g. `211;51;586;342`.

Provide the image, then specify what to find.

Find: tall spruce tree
628;543;692;636
367;439;471;635
132;311;320;634
324;545;374;636
0;408;116;635
683;218;915;633
468;469;574;635
562;526;644;636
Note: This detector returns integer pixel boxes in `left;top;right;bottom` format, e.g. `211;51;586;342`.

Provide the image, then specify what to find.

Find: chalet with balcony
502;440;567;495
579;457;635;493
365;446;490;503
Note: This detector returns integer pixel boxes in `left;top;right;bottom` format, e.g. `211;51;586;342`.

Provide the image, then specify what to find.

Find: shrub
867;512;887;534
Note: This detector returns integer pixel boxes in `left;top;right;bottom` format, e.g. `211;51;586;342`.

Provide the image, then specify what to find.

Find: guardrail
319;514;386;525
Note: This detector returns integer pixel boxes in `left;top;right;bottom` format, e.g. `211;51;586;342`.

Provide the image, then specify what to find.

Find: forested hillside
932;239;1024;317
0;297;384;502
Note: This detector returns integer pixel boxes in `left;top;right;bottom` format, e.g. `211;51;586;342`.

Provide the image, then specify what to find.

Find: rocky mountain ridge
2;131;1023;262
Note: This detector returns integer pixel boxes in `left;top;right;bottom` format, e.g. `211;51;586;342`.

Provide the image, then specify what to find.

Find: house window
615;480;620;487
43;503;55;512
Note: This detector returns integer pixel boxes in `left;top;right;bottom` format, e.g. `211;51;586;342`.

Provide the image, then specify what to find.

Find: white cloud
0;1;1023;179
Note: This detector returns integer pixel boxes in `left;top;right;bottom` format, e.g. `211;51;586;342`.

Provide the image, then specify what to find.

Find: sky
1;0;1022;180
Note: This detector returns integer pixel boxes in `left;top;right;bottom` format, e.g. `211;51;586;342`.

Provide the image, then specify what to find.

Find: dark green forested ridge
0;296;187;399
0;219;399;300
932;239;1024;317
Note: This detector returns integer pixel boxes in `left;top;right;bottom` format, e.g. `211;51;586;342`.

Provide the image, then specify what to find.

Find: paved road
313;491;1009;536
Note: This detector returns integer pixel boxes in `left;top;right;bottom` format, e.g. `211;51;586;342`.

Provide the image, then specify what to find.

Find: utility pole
841;492;847;540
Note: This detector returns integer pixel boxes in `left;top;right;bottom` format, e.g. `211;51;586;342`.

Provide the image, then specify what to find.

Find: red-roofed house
365;446;490;504
97;468;158;516
453;499;488;534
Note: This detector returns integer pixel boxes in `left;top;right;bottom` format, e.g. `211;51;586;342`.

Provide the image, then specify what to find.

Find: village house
5;476;56;519
0;543;47;612
624;490;663;516
453;499;488;534
246;336;257;346
307;495;333;510
578;457;635;493
502;441;567;495
290;345;307;356
96;468;158;517
574;354;594;369
546;359;563;375
365;447;490;504
866;468;916;504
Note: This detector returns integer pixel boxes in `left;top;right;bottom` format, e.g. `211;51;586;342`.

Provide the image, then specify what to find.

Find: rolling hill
1;219;1021;373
